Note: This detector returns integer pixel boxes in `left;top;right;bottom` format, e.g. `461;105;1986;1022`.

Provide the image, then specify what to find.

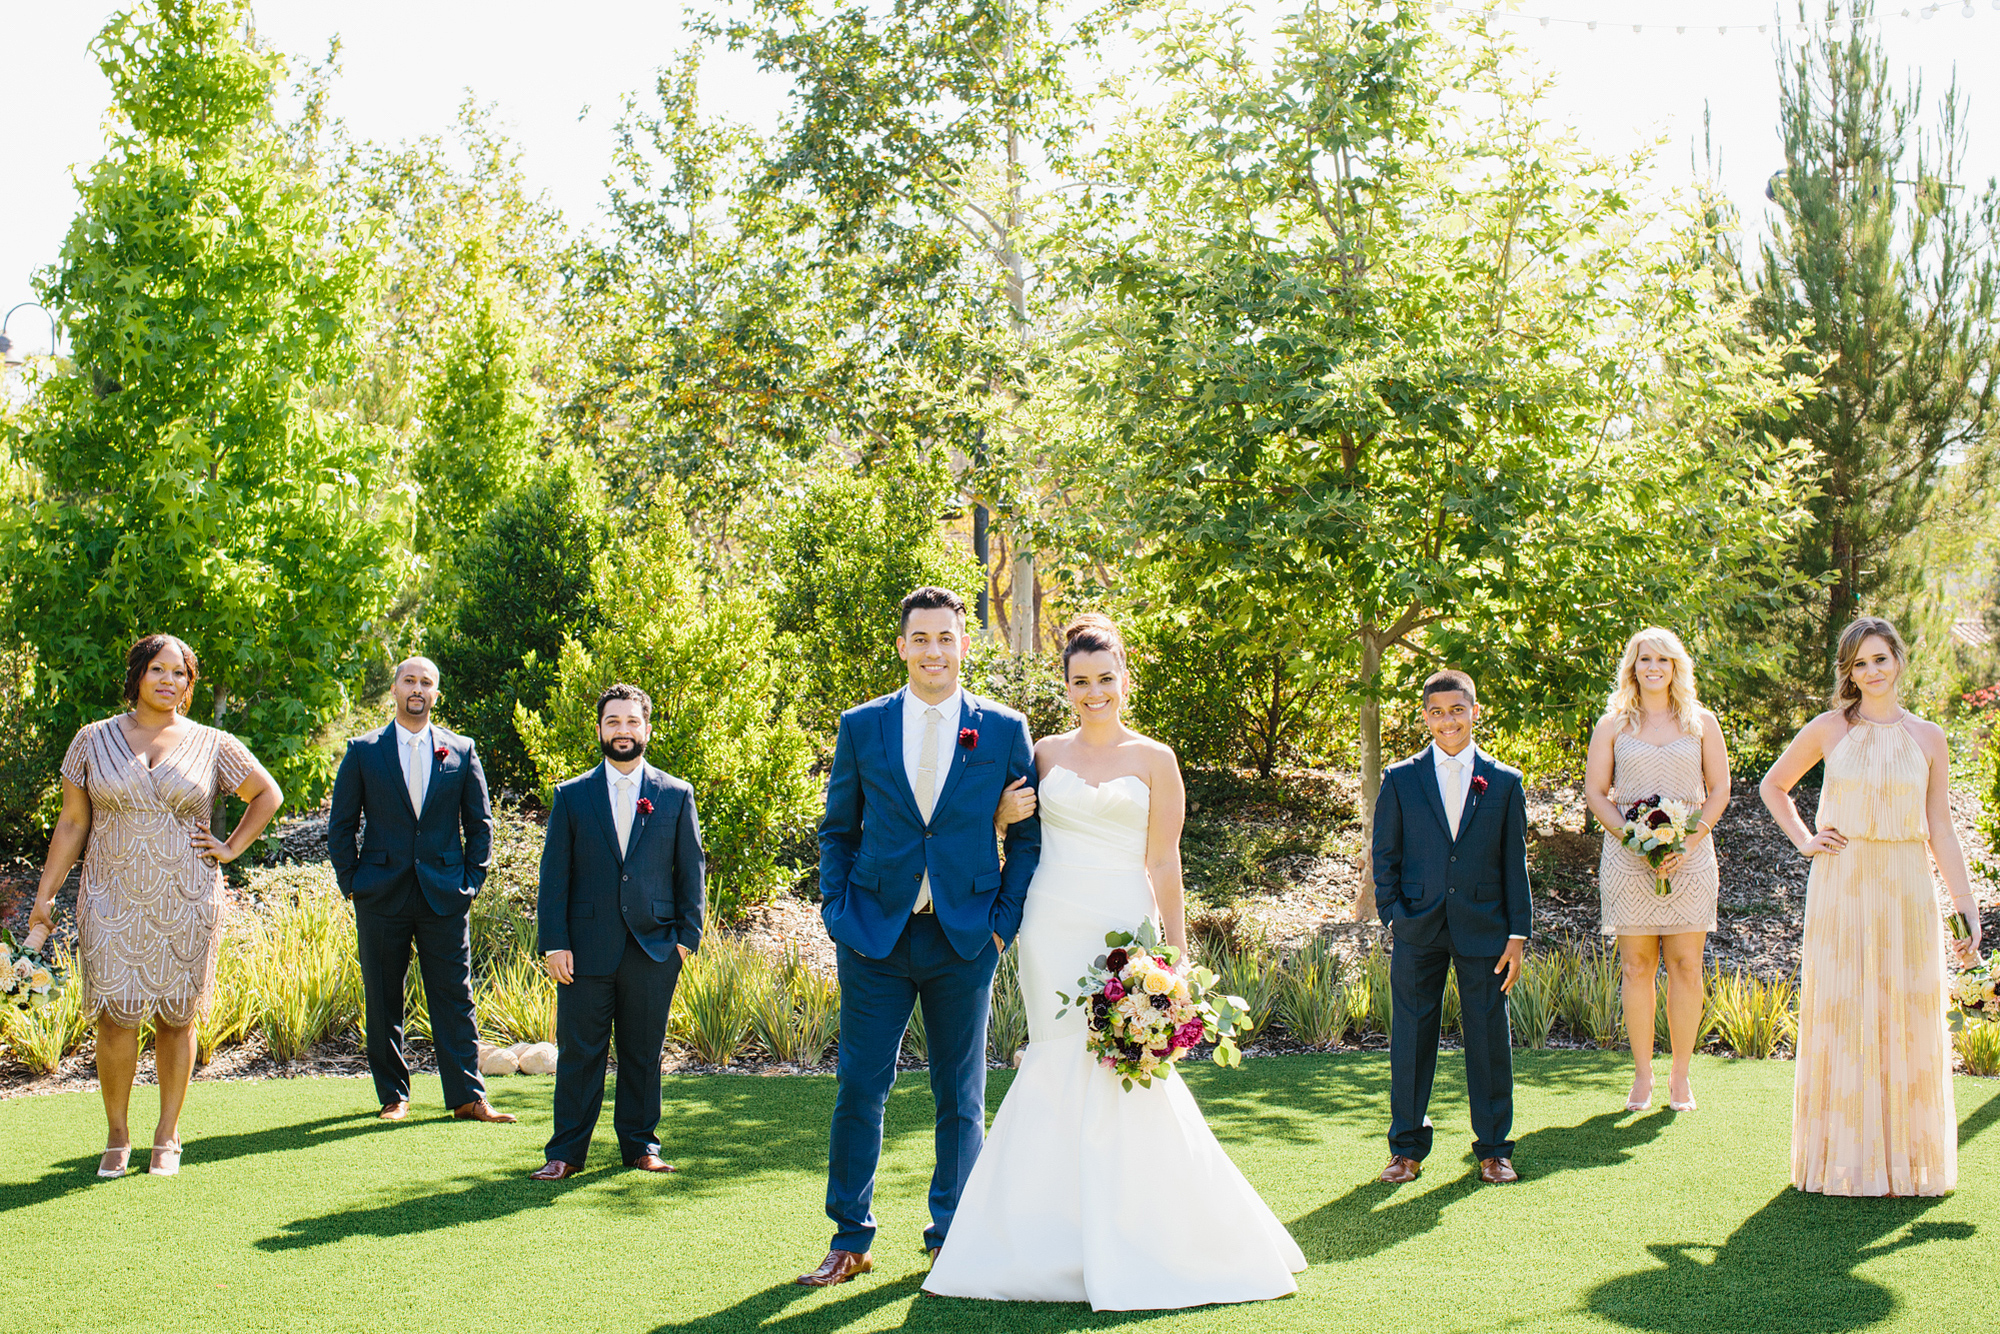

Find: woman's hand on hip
190;827;238;866
1798;828;1847;858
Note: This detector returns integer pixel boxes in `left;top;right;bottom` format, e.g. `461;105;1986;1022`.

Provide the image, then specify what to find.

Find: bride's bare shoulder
1128;733;1181;776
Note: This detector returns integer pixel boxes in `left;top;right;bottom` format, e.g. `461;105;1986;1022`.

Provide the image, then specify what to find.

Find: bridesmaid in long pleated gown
1760;616;1983;1197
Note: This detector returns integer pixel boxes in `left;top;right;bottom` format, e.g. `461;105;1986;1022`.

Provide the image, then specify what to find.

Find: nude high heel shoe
148;1140;182;1176
98;1144;132;1179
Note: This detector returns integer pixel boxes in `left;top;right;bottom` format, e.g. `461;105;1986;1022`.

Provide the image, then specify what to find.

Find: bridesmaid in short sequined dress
24;635;282;1179
1585;629;1731;1115
1761;617;1981;1197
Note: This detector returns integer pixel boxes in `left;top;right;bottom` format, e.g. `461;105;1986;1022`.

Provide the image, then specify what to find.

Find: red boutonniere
1470;774;1488;795
433;744;448;763
635;797;654;816
958;728;978;750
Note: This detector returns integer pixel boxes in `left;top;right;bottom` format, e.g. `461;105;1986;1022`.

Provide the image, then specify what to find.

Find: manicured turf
1;1052;1992;1333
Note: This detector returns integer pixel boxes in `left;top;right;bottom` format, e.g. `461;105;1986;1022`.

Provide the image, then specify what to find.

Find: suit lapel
1415;748;1452;844
584;761;625;865
877;691;924;821
416;731;447;822
929;694;978;818
1455;750;1494;845
378;727;418;820
627;765;662;859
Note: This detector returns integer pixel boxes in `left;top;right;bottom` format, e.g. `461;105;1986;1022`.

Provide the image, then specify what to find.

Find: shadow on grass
644;1275;1171;1334
1586;1084;2000;1332
0;1110;406;1217
1289;1108;1673;1264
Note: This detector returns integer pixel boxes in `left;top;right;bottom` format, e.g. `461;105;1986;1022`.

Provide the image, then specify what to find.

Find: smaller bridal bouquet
1619;795;1702;896
1948;950;1998;1034
0;928;66;1012
1055;920;1250;1091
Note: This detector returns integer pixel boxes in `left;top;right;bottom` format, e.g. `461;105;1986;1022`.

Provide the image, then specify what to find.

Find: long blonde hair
1606;627;1701;737
1831;615;1908;720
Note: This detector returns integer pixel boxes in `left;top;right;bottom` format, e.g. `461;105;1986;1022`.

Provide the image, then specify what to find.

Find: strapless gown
923;765;1307;1310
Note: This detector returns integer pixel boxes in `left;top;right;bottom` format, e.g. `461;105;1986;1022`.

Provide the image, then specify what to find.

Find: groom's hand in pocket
544;950;574;985
1494;939;1525;995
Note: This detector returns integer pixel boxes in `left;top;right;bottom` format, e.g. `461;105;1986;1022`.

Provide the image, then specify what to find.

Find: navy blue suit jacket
328;722;493;915
536;762;706;976
819;688;1040;961
1371;746;1533;958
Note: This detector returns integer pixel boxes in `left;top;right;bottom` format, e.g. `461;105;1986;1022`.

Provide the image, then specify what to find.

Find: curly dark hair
596;682;653;724
123;634;200;711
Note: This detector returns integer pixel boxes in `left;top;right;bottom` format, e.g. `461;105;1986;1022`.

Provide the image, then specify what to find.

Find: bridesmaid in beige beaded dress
1760;616;1982;1197
24;634;282;1179
1585;628;1730;1114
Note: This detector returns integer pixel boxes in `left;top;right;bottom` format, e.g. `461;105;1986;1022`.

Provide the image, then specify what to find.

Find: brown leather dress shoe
378;1101;410;1121
626;1154;676;1173
796;1249;873;1287
453;1099;519;1124
1479;1157;1520;1184
1378;1154;1422;1184
530;1160;582;1180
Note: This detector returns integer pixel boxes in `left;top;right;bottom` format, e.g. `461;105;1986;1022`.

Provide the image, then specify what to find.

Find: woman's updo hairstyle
1062;613;1127;676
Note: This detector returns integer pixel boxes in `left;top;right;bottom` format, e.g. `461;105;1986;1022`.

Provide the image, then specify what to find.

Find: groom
797;586;1041;1287
1371;669;1532;1185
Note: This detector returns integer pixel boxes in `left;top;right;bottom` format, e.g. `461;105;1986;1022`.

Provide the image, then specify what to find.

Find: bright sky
3;1;1998;355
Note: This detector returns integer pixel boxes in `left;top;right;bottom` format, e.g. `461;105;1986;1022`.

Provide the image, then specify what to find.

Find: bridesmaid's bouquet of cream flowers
1055;920;1250;1091
1619;795;1703;896
0;928;66;1012
1948;950;1998;1034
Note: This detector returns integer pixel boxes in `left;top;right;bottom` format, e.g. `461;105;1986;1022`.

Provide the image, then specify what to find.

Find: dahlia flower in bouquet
1054;919;1250;1091
0;927;66;1012
1948;949;1998;1035
1619;795;1703;896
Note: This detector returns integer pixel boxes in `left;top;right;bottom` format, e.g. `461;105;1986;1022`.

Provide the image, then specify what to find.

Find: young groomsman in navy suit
328;656;516;1125
1371;669;1533;1186
531;683;705;1179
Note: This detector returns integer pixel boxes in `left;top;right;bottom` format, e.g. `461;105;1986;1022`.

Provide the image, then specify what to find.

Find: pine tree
1753;1;2000;681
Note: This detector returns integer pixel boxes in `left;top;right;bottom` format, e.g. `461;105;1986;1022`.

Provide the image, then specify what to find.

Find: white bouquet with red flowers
1055;920;1249;1091
1619;795;1703;896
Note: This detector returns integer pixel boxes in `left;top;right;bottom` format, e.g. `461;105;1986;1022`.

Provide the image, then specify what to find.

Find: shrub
1508;953;1564;1049
242;867;364;1062
749;944;840;1068
1275;935;1349;1048
477;949;557;1046
196;938;260;1065
1343;941;1394;1038
1564;938;1625;1048
988;948;1029;1066
517;494;819;917
1211;940;1283;1047
1957;1020;2000;1078
965;650;1071;743
429;449;611;794
902;1001;929;1063
675;933;759;1066
0;633;54;849
1708;966;1797;1059
764;453;983;735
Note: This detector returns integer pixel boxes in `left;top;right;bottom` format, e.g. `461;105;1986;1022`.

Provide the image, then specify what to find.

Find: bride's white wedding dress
924;765;1307;1310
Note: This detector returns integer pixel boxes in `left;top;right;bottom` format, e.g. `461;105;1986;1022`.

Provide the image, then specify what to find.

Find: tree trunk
1352;630;1384;921
211;683;230;837
1010;551;1036;654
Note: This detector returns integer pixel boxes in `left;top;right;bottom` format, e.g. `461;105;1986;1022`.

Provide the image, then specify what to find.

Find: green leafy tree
765;449;983;734
516;494;818;915
1752;1;2000;680
413;291;540;552
428;450;611;793
3;0;393;802
1079;5;1819;907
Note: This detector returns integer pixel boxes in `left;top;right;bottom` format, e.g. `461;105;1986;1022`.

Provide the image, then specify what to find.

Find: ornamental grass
1706;965;1798;1059
1955;1019;2000;1077
986;948;1028;1066
476;949;558;1046
1275;934;1349;1049
675;933;758;1066
0;946;91;1074
1564;938;1625;1049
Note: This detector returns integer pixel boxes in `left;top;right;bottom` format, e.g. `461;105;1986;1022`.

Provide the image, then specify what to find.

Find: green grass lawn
1;1052;1992;1333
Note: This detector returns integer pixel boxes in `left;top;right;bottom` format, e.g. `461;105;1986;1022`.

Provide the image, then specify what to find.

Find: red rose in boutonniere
434;745;448;763
1470;775;1488;795
958;728;978;749
636;797;653;816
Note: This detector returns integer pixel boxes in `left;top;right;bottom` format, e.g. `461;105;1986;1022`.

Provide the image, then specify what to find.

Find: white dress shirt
395;720;433;815
903;686;963;913
1427;739;1524;941
605;760;643;855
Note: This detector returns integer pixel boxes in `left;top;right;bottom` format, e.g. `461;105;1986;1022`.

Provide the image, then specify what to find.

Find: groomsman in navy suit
328;656;516;1124
1371;669;1533;1185
797;586;1041;1287
530;683;705;1179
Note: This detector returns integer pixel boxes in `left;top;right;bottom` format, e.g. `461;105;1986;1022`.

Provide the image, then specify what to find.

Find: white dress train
923;765;1307;1310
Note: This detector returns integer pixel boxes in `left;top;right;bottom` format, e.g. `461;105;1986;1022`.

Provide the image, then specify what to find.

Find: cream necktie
913;707;942;912
405;732;429;816
614;776;635;854
1441;756;1465;838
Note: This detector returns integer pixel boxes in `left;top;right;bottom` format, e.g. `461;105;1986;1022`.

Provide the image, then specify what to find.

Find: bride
924;614;1306;1310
